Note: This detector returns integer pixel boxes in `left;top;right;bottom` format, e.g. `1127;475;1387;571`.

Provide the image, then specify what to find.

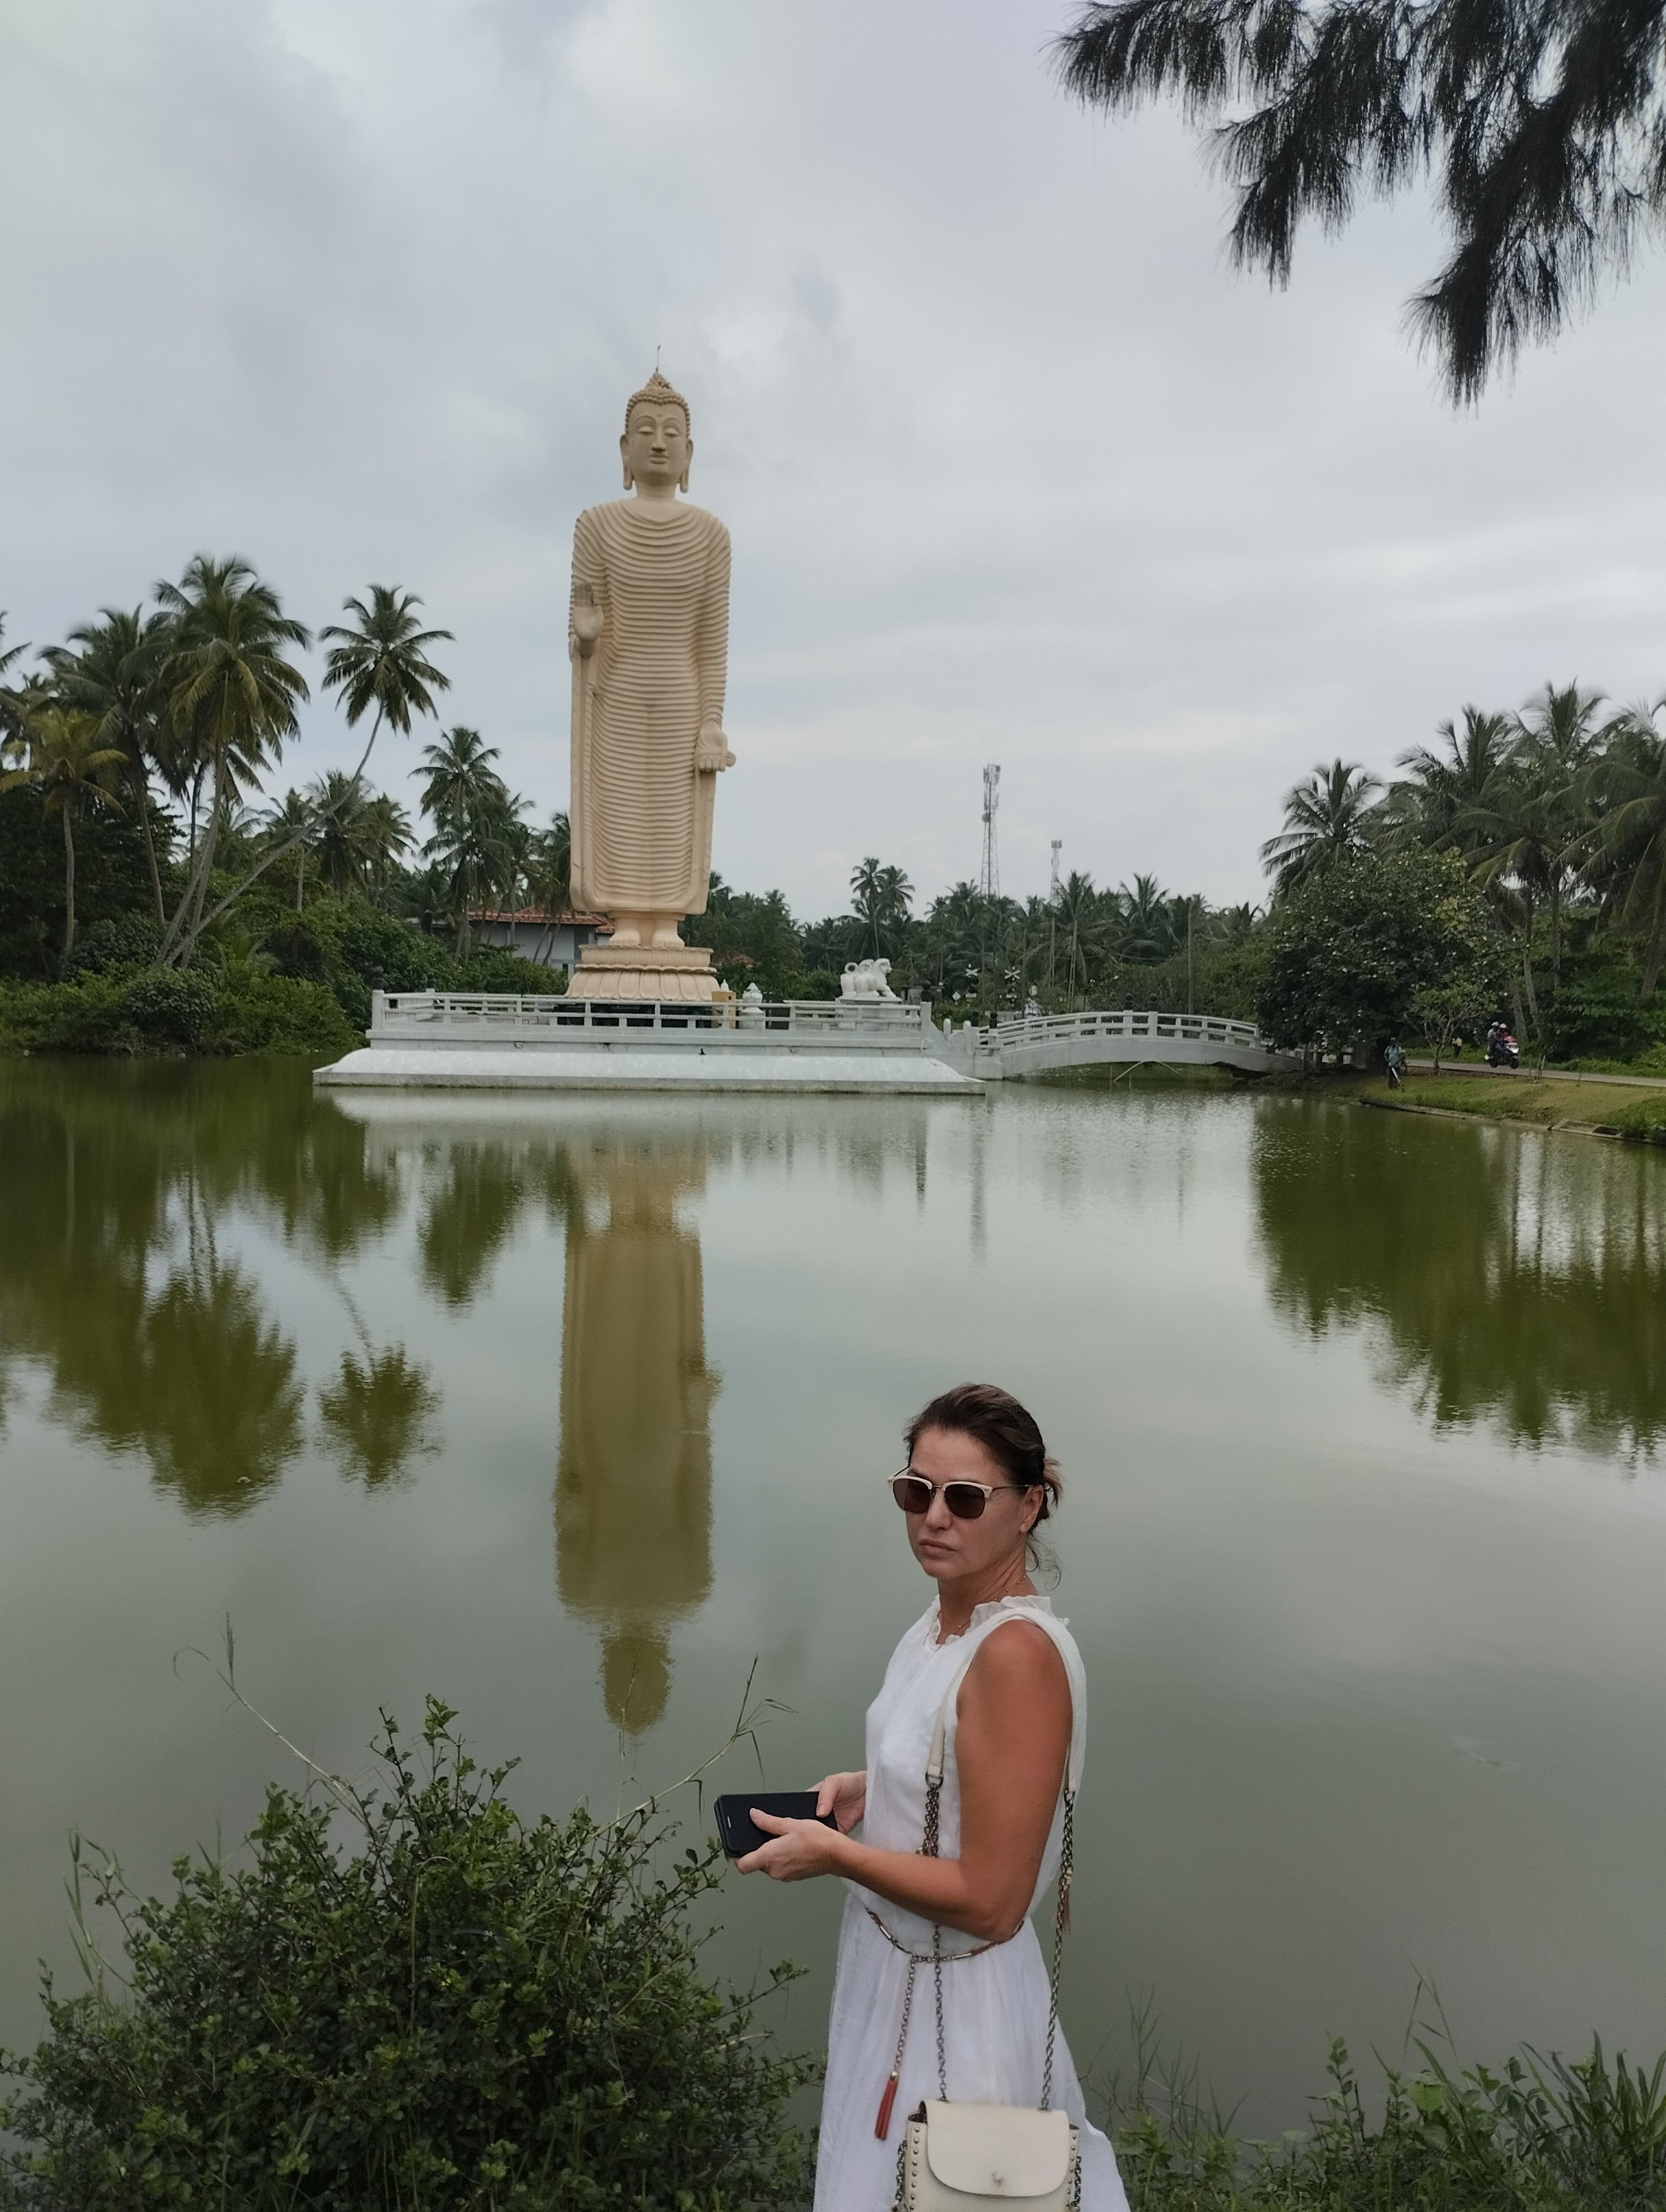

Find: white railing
985;1009;1264;1050
370;991;927;1039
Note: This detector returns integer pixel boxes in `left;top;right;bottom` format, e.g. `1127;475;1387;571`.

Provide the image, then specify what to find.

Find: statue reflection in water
556;1131;716;1732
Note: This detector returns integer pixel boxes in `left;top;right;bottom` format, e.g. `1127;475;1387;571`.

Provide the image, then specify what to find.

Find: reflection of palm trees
1254;1102;1666;1457
555;1135;716;1733
0;1061;407;1513
318;1346;441;1489
418;1146;526;1309
124;1262;304;1512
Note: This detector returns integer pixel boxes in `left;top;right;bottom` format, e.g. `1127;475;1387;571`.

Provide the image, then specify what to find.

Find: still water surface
2;1060;1665;2131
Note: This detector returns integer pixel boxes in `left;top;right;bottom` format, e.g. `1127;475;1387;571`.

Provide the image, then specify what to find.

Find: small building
468;907;613;977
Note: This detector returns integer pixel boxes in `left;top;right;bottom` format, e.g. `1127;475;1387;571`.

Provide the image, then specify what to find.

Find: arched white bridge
934;1008;1297;1080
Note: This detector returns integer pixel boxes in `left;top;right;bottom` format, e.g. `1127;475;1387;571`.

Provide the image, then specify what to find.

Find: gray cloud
3;0;1662;913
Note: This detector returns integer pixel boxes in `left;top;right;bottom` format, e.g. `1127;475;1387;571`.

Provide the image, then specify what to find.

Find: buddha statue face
621;372;692;494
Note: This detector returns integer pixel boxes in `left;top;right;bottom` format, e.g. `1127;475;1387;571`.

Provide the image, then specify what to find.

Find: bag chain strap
889;1683;1078;2211
924;1731;1075;2115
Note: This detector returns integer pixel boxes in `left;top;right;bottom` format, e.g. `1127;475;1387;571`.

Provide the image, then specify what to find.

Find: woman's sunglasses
887;1471;1027;1521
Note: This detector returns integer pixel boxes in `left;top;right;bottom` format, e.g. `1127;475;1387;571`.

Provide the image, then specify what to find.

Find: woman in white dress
738;1382;1130;2212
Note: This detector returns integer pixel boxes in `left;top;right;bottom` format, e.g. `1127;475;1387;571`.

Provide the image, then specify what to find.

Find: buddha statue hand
571;585;603;658
695;720;736;774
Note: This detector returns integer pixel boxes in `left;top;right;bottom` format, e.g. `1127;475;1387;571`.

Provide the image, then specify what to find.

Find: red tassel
875;2072;900;2140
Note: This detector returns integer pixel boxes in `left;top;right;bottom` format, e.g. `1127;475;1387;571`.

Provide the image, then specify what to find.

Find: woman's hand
736;1811;846;1881
814;1770;867;1832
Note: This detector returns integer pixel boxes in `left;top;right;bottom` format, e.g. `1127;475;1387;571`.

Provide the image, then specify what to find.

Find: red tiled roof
469;908;612;929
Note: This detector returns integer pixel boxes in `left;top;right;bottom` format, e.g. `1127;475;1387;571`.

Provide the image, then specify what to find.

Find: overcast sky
5;0;1664;916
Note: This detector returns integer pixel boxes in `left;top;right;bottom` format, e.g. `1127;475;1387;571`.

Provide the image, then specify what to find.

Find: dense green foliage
1257;849;1507;1060
1115;2034;1666;2209
0;1701;813;2211
1254;692;1666;1064
0;820;557;1058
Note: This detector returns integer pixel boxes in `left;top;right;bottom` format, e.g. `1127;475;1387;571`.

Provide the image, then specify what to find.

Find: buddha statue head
621;369;692;494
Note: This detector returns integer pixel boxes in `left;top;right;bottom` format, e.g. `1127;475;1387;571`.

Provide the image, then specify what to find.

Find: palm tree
154;555;311;967
1469;676;1610;990
186;583;448;949
1052;869;1105;1003
1260;760;1383;894
416;727;518;955
526;811;573;960
1459;749;1569;1040
850;856;915;959
0;614;30;755
258;789;317;910
416;725;501;828
46;605;175;924
358;793;415;902
1388;710;1514;857
0;706;126;959
319;584;452;790
1582;703;1666;996
1116;873;1174;964
308;771;372;898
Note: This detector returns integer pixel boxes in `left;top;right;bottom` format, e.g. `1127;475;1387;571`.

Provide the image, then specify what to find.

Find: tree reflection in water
555;1130;716;1734
0;1060;403;1512
1254;1100;1666;1459
318;1346;441;1490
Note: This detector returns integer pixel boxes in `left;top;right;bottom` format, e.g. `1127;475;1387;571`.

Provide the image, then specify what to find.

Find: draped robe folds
569;501;731;919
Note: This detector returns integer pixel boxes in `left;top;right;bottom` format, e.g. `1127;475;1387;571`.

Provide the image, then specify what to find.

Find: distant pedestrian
1385;1040;1405;1089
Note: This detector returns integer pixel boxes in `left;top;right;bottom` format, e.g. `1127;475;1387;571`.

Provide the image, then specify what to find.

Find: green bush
0;976;136;1054
0;969;358;1060
61;914;166;977
120;969;218;1050
201;971;359;1059
1115;2032;1666;2210
0;1701;814;2211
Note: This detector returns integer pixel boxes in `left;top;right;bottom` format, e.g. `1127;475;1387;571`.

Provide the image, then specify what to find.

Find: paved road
1407;1059;1666;1091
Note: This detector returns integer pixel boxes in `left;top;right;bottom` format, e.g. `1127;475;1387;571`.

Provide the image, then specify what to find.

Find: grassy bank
1113;2031;1666;2210
1359;1072;1666;1143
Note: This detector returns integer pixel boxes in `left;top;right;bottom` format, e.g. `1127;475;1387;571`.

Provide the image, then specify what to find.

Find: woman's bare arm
741;1622;1070;1943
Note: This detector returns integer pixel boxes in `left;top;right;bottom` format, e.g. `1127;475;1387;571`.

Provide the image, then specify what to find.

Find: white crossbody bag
884;1671;1081;2212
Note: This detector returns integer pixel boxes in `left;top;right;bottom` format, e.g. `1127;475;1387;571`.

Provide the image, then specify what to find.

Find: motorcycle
1486;1029;1520;1070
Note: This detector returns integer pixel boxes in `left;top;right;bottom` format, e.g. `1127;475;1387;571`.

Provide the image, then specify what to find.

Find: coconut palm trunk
1518;895;1542;1042
133;775;166;926
60;802;77;958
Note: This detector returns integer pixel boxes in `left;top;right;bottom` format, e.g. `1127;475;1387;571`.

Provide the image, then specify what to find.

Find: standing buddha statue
565;370;734;1000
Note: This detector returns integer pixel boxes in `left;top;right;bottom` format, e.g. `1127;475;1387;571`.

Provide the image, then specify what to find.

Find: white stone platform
313;991;982;1094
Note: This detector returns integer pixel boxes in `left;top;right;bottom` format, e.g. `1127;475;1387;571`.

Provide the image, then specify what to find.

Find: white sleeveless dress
813;1595;1130;2212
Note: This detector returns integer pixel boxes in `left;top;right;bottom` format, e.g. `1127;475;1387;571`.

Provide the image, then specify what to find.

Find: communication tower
980;764;1000;901
1050;839;1062;902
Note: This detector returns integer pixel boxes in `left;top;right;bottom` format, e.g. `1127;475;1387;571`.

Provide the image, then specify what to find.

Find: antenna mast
1050;839;1062;902
980;764;1001;901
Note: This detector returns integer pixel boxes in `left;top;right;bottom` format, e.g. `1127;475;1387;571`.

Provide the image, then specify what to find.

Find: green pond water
2;1058;1665;2135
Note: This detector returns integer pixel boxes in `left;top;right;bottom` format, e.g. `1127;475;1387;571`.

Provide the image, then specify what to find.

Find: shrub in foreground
1116;2032;1666;2210
0;1701;814;2210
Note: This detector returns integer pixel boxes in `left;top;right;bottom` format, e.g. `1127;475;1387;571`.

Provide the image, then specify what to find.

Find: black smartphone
713;1791;837;1858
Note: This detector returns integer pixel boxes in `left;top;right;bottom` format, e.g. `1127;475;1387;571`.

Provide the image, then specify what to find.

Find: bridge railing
369;991;928;1039
976;1009;1266;1051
